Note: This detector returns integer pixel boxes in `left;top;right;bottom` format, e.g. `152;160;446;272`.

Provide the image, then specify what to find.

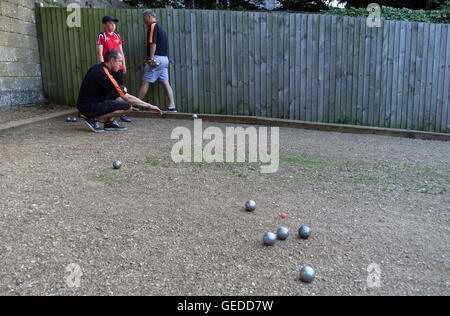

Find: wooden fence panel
35;6;449;133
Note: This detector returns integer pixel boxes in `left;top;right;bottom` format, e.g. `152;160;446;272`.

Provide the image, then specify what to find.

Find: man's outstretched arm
121;94;163;116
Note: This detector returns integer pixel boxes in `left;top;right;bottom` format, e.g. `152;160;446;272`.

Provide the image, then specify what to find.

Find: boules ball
277;227;289;240
245;200;256;212
263;232;277;246
72;117;77;122
299;226;312;239
66;117;72;122
113;160;122;170
193;114;198;119
300;266;316;283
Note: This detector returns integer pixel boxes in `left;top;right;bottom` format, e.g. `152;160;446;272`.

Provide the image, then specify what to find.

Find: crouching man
78;49;163;133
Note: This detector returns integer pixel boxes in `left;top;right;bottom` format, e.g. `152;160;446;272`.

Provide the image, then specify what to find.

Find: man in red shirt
96;16;132;123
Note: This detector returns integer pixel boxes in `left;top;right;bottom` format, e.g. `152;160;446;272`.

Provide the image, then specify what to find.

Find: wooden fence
36;7;450;133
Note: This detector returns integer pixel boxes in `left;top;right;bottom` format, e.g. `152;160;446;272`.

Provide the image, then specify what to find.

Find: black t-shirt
147;22;168;57
77;63;127;106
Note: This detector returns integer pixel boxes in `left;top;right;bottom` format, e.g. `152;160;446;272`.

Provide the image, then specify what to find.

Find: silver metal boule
277;227;289;240
193;114;198;119
299;226;312;239
113;160;122;169
72;117;77;122
300;266;316;283
263;232;277;246
245;200;256;212
66;117;72;122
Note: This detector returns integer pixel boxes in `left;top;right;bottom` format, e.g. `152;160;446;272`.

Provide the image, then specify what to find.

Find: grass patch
92;168;134;184
373;161;395;170
94;171;111;182
295;174;309;182
145;156;160;166
280;153;329;166
124;174;132;183
350;173;378;182
278;152;449;194
160;148;171;153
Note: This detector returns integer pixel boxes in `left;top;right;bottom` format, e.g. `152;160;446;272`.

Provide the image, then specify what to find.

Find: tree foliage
123;0;263;10
277;0;329;12
343;0;449;10
324;5;450;24
122;0;450;23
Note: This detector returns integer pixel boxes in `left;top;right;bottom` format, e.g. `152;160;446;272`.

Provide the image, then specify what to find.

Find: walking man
138;9;176;113
78;49;162;133
96;15;133;123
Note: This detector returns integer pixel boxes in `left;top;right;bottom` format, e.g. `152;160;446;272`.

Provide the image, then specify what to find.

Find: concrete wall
0;0;45;110
0;0;129;110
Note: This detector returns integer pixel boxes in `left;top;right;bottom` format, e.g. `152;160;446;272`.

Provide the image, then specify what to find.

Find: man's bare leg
138;81;150;100
94;107;132;121
159;81;175;107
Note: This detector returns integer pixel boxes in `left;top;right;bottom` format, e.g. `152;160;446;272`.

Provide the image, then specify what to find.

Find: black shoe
104;120;127;131
85;119;104;133
163;106;177;113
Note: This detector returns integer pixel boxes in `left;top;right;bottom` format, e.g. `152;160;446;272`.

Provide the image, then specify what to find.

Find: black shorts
78;100;131;119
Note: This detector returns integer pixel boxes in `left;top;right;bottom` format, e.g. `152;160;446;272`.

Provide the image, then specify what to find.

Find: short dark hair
104;49;121;62
143;9;156;18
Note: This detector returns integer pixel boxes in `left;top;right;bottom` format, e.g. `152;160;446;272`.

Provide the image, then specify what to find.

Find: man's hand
147;58;159;68
151;105;163;117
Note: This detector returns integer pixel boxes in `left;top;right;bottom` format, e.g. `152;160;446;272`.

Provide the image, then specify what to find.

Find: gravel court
0;116;449;296
0;105;73;125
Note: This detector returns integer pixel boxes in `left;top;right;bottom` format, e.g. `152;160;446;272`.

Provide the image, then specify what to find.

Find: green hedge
323;6;450;24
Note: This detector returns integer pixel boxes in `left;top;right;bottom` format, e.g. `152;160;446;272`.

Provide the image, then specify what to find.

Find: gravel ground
0;115;449;296
0;105;73;125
